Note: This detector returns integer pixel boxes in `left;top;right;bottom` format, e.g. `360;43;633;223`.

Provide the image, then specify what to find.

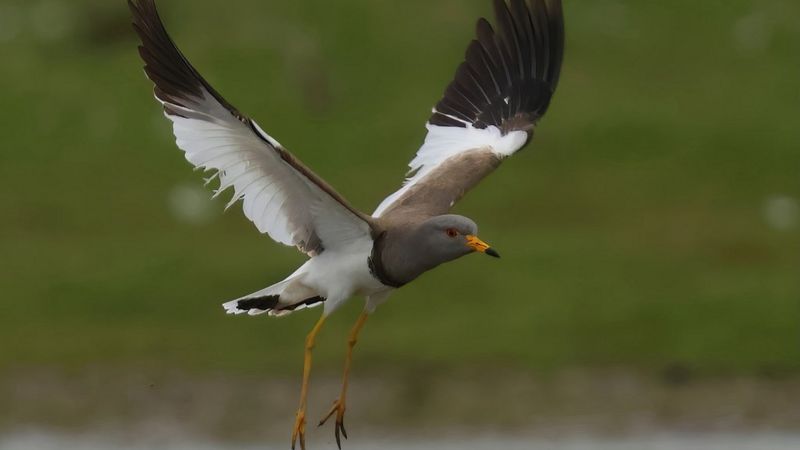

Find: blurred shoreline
3;367;799;443
4;429;800;450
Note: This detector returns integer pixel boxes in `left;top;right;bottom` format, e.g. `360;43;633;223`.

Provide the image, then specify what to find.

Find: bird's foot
291;409;306;450
318;399;347;449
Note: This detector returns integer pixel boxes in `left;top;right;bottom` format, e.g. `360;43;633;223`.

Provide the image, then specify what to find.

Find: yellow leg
291;315;327;450
318;311;369;449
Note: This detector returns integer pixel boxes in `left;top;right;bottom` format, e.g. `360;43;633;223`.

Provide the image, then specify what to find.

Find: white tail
222;264;325;317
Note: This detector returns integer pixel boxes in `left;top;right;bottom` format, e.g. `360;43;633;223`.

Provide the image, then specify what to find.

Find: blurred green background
1;0;799;439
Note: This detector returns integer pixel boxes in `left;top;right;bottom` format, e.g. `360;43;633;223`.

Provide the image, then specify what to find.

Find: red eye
446;228;458;238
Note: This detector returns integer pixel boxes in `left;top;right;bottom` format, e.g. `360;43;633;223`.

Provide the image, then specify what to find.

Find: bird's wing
373;0;564;219
129;0;372;255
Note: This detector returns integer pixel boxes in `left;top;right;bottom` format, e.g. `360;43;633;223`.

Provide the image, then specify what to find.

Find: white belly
302;237;391;313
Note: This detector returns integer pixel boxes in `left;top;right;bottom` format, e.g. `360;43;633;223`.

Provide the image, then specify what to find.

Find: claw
334;415;347;449
291;410;306;450
334;421;343;449
319;399;348;449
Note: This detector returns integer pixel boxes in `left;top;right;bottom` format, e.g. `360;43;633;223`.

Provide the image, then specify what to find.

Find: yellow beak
465;235;500;258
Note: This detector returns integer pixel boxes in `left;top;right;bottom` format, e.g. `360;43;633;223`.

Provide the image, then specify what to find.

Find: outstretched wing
373;0;564;219
129;0;373;255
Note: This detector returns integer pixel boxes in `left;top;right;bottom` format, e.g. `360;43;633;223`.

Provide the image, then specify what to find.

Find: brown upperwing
377;148;502;222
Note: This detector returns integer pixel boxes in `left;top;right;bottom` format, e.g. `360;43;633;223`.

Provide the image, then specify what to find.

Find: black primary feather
128;0;247;121
429;0;564;134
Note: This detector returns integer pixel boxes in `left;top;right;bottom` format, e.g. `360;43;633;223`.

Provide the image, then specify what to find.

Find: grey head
375;214;500;286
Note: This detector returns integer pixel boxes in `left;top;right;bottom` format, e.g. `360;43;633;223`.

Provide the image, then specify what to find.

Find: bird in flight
129;0;563;448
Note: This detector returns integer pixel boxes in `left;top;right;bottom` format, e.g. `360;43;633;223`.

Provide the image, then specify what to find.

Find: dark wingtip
128;0;243;116
429;0;565;134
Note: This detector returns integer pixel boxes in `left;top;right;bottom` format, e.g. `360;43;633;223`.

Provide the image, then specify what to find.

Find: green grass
1;0;798;377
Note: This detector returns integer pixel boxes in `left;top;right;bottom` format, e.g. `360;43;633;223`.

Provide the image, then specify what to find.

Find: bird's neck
372;226;443;286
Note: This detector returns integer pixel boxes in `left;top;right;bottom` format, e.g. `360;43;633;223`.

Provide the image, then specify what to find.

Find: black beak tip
485;248;500;258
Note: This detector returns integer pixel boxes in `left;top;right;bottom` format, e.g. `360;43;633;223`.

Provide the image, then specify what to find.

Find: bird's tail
222;268;325;317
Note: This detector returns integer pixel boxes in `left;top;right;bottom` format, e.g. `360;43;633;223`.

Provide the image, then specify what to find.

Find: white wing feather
372;122;527;217
164;95;369;252
130;0;370;255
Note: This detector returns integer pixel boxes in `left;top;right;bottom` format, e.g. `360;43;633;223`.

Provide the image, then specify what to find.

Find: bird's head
419;214;500;262
377;214;500;287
